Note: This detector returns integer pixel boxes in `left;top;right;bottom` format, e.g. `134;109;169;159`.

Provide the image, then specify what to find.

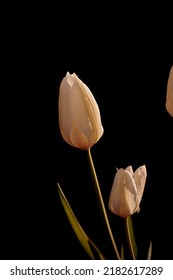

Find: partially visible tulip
108;165;147;218
59;72;104;150
166;66;173;117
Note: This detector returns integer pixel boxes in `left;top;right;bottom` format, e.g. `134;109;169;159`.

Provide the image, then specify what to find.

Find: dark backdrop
1;3;173;260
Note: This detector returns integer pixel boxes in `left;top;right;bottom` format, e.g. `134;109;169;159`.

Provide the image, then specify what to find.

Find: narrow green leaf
147;240;152;260
57;183;105;260
121;244;125;260
125;216;138;259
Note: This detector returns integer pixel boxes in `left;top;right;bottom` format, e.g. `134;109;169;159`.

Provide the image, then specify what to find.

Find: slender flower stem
87;148;121;260
124;217;136;260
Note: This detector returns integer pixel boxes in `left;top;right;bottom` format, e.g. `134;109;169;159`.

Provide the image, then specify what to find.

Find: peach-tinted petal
125;165;133;175
59;75;73;141
70;126;89;150
166;66;173;117
133;165;147;210
108;169;137;218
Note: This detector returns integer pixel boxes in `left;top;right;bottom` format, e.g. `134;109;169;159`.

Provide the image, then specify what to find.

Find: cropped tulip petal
108;165;147;218
59;72;104;149
166;66;173;117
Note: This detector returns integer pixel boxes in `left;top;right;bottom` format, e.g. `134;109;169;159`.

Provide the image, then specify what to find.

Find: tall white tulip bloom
59;72;104;150
108;165;147;218
166;66;173;117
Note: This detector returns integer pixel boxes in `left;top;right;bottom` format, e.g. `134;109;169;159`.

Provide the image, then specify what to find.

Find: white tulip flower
59;72;104;150
108;165;147;218
166;66;173;117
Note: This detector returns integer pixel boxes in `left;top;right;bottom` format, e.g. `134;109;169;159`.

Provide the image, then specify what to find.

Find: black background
1;3;173;260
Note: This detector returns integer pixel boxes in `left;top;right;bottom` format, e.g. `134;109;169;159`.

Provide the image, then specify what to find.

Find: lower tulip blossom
59;72;104;150
166;66;173;117
108;165;147;218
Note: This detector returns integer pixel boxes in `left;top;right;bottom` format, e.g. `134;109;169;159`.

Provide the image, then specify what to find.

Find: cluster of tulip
58;66;173;260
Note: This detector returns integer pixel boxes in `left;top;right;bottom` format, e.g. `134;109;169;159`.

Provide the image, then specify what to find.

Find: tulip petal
66;72;76;87
124;170;138;215
70;81;92;135
108;169;137;218
73;73;104;141
79;81;104;141
125;166;133;175
70;126;89;150
69;77;103;148
59;76;75;146
133;165;147;210
166;66;173;117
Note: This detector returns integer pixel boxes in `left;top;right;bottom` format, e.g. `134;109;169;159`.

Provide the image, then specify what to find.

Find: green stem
124;216;136;260
87;148;121;260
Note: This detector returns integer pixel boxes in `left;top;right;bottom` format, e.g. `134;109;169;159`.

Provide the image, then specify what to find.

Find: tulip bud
58;72;104;150
166;66;173;117
108;165;147;218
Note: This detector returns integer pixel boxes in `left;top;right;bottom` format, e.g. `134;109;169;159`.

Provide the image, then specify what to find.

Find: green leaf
57;183;106;260
120;244;125;260
125;216;138;259
147;240;152;260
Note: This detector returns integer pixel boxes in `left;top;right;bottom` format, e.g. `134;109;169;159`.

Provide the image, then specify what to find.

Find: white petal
82;82;104;145
133;165;147;210
108;169;137;218
166;66;173;117
66;72;76;87
69;78;103;148
59;76;74;146
70;81;93;135
125;166;133;175
124;170;138;215
73;74;104;141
